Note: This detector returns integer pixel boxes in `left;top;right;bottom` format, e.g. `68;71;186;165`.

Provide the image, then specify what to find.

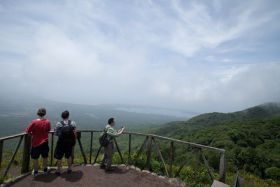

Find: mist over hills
0;93;190;136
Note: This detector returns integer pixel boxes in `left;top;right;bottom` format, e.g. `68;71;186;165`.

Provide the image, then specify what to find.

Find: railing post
168;141;174;177
21;134;31;174
89;132;93;164
201;149;214;181
76;131;87;164
50;132;54;166
219;152;226;183
128;134;131;165
114;138;124;164
0;140;3;168
152;137;169;177
146;136;152;171
4;136;23;178
93;146;102;164
135;136;148;164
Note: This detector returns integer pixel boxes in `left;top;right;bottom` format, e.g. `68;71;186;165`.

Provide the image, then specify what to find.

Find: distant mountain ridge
155;102;280;138
185;102;280;127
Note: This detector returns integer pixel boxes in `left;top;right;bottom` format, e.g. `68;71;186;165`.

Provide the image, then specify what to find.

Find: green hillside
155;103;280;183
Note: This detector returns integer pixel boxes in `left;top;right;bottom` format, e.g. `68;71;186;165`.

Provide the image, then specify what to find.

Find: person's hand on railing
117;126;125;135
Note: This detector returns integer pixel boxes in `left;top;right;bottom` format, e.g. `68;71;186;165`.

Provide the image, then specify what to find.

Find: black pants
54;141;74;160
30;142;49;159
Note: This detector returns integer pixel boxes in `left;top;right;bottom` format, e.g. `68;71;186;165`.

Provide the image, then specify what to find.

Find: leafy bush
265;167;280;180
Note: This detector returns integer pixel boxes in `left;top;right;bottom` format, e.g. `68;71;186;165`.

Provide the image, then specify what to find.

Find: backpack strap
61;120;72;126
60;121;65;126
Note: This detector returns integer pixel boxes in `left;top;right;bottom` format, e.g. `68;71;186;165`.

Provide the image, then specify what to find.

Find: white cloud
0;0;280;112
164;0;277;56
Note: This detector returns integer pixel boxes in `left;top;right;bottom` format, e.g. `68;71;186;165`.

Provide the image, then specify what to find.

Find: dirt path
8;165;181;187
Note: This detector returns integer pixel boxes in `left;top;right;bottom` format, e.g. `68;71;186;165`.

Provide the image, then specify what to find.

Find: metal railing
0;130;226;184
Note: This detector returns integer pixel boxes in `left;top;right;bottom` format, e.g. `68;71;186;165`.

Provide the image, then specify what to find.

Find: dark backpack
58;120;76;146
99;128;111;147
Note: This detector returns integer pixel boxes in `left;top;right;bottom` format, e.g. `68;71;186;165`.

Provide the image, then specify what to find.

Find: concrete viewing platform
5;165;184;187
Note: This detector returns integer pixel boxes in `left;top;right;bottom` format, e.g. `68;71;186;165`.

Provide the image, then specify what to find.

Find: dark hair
61;110;70;119
108;117;114;125
37;108;46;117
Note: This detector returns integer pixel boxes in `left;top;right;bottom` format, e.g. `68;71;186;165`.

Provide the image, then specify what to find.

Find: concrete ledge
1;172;31;187
123;165;186;187
211;180;230;187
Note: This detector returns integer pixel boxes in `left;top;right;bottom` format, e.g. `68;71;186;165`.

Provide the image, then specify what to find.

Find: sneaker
67;169;72;174
43;168;48;174
105;167;115;172
55;171;61;176
33;170;39;177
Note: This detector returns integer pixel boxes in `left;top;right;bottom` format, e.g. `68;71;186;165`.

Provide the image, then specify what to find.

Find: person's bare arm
25;121;34;134
117;127;125;135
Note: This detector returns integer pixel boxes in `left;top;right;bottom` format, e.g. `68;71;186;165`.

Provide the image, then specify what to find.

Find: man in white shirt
100;117;125;171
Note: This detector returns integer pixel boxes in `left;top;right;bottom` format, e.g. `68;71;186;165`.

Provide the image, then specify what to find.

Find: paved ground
8;165;180;187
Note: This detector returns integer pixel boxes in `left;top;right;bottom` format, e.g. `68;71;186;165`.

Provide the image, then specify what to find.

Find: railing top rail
0;132;26;141
0;130;225;153
122;132;225;153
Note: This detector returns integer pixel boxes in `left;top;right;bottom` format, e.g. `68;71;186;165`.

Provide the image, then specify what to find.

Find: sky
0;0;280;113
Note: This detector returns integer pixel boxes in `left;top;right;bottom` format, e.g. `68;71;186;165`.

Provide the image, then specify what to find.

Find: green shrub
265;167;280;180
